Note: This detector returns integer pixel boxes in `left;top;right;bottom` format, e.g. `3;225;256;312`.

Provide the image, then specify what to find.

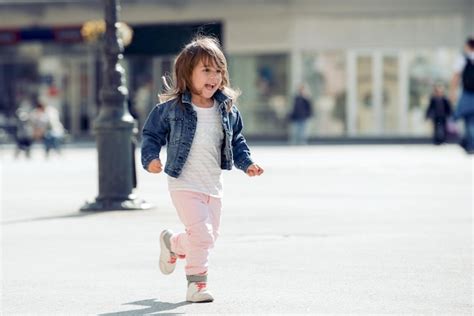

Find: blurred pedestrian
288;84;313;145
30;101;65;157
450;36;474;153
14;109;33;158
425;84;452;145
141;36;264;303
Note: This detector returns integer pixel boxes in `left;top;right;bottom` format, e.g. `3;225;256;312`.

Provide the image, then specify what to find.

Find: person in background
450;37;474;153
288;84;313;145
30;101;65;157
425;84;452;145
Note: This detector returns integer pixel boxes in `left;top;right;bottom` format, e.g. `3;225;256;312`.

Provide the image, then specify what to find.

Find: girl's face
191;59;223;102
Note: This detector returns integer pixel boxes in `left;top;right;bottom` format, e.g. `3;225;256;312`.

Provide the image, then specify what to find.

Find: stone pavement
1;143;473;315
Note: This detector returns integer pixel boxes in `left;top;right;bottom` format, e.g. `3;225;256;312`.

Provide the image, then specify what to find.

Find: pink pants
169;191;222;276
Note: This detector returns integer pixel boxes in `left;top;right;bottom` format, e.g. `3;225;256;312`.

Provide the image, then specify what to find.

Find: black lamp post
81;0;150;211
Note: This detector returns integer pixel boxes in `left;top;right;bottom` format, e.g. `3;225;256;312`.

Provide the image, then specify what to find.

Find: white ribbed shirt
167;101;224;197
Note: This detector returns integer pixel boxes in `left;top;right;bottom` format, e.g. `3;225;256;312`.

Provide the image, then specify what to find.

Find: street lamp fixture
81;19;133;46
81;0;150;211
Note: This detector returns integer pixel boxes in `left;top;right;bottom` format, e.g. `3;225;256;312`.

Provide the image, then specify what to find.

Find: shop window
408;49;458;135
228;54;289;137
301;51;347;136
382;56;399;134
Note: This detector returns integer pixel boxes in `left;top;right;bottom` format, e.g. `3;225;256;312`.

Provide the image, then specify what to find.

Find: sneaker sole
159;230;175;275
187;297;214;303
189;299;214;303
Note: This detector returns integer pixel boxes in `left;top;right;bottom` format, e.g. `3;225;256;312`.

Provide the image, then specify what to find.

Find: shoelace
195;282;207;291
168;255;177;264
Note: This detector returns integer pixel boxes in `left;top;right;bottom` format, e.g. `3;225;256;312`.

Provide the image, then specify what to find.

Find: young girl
141;36;264;303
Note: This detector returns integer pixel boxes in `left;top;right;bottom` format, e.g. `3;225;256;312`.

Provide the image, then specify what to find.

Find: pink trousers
169;191;222;276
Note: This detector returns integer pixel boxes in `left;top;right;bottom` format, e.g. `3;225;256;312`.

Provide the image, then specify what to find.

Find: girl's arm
230;106;254;172
141;105;169;171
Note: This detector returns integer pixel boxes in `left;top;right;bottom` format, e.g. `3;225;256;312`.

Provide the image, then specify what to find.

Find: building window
407;49;458;135
382;55;399;134
355;55;374;135
228;53;289;137
301;51;347;136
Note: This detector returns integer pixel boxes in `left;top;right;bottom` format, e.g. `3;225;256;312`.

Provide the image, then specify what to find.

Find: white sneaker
186;282;214;303
159;229;177;275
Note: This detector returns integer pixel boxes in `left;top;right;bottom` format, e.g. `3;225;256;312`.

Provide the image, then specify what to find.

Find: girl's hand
246;163;264;177
147;159;163;173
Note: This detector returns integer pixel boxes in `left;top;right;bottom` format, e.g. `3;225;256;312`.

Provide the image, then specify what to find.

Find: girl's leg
169;191;222;276
208;196;222;242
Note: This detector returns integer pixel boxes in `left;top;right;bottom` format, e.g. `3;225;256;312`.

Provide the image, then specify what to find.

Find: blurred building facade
0;0;473;140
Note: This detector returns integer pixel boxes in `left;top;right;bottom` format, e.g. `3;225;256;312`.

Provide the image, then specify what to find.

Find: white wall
292;16;465;50
0;0;471;51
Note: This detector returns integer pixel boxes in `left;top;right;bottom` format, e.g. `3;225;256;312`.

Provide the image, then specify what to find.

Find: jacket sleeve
141;104;169;171
231;106;254;172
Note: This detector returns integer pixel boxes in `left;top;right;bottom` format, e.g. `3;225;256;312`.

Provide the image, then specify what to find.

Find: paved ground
1;143;473;315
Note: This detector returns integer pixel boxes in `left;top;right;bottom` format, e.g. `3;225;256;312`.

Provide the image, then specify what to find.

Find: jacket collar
181;89;230;108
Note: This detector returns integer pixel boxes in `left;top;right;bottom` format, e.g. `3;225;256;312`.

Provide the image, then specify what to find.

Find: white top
168;100;224;197
30;106;64;137
453;52;474;73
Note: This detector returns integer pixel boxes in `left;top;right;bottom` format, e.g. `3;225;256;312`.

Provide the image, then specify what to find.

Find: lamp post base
80;195;153;211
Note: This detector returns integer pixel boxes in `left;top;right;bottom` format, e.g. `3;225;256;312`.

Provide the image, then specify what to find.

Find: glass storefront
350;52;403;136
348;48;458;137
228;48;458;139
0;44;461;140
407;49;458;135
382;55;399;134
356;55;375;135
301;51;347;136
228;54;289;137
125;55;174;131
0;44;97;138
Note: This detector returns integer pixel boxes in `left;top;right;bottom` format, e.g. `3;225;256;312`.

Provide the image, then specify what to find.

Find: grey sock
187;274;207;285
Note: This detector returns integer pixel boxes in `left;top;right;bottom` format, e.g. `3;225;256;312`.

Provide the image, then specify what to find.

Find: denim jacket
141;90;254;178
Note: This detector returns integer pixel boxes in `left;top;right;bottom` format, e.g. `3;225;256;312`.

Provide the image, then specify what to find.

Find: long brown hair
159;36;240;111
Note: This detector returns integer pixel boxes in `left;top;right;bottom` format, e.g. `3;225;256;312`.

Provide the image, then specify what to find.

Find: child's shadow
99;299;191;316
